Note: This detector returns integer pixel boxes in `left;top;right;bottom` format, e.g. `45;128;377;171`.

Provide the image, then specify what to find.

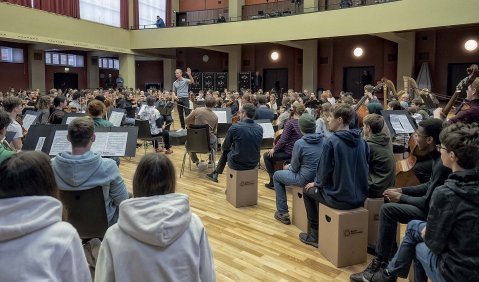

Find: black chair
217;123;232;139
135;119;164;154
180;124;216;178
59;186;108;240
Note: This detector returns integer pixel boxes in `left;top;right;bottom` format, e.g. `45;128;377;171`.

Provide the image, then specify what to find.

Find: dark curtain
133;0;139;29
120;0;129;29
4;0;32;7
35;0;80;18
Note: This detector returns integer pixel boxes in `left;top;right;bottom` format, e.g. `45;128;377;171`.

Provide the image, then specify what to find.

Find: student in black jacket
351;118;451;282
369;122;479;282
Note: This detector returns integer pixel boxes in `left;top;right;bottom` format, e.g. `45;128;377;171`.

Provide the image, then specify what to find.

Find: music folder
23;124;139;157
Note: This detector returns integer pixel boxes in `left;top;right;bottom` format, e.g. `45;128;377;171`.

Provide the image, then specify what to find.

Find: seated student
350;118;451;282
254;95;274;122
315;102;333;138
95;153;215;282
363;114;396;198
206;103;263;183
300;103;369;247
0;110;15;163
185;96;218;167
273;113;324;225
156;91;175;131
36;95;52;124
370;123;479;282
263;102;305;188
51;117;129;226
88;99;114;127
3;96;24;151
140;95;173;154
49;95;68;124
117;92;137;126
0;151;91;282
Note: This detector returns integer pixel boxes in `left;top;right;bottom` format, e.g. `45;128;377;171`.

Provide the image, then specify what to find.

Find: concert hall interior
1;0;479;281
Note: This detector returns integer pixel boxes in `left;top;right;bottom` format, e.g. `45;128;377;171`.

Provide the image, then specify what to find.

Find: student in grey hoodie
51;117;129;226
273;113;325;225
0;152;91;282
95;153;215;282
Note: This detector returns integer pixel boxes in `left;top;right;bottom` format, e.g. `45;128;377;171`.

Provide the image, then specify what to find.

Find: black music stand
255;119;275;149
62;113;87;125
22;110;42;130
381;110;417;135
108;108;126;127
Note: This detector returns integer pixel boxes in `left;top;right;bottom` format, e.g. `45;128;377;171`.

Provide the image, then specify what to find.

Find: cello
441;64;478;119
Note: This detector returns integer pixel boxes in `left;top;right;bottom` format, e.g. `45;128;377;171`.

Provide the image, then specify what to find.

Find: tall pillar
303;0;318;13
163;58;176;91
119;54;136;89
128;0;135;29
171;0;179;26
396;32;415;90
229;0;244;22
302;40;318;93
87;53;99;89
27;45;46;93
228;46;241;91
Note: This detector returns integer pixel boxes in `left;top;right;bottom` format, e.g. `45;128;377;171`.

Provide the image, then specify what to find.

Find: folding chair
135;119;164;154
59;186;108;240
180;124;216;177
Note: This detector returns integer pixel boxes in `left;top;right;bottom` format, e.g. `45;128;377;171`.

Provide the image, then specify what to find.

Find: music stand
108;108;126;127
22;110;42;130
5;131;16;143
381;110;417;135
212;108;232;139
62;113;87;125
255;119;275;149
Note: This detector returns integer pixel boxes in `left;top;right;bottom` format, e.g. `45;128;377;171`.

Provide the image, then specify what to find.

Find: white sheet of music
91;132;109;154
104;132;128;156
22;114;37;130
138;104;147;117
390;114;414;134
49;130;72;155
259;123;275;139
109;111;124;127
66;116;79;125
35;137;46;151
214;111;227;123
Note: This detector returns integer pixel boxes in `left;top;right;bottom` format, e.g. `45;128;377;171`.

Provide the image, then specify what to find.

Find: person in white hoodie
95;153;216;282
0;151;91;282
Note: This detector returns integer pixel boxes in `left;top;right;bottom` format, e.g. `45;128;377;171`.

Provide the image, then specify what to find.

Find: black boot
206;172;218;182
299;228;318;248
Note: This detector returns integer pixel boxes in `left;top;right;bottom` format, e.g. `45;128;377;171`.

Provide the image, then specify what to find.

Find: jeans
215;148;230;174
387;220;445;282
263;150;291;183
303;187;342;230
273;170;305;215
376;203;426;261
177;97;191;129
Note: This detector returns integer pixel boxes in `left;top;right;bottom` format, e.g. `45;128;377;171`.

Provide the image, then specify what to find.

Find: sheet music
66;116;80;125
213;111;227;123
90;132;127;156
109;111;124;127
390;114;415;134
22;114;38;130
258;123;275;139
35;137;46;151
103;132;128;156
49;130;72;155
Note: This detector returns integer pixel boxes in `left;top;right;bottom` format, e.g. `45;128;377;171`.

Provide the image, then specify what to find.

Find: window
45;52;84;67
80;0;121;27
98;57;120;70
138;0;166;28
0;47;24;64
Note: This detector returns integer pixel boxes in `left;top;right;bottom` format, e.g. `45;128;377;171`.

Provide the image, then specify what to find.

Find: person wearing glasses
350;118;452;282
366;123;479;282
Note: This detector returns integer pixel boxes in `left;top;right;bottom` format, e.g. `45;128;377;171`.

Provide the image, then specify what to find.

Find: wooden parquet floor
118;116;408;282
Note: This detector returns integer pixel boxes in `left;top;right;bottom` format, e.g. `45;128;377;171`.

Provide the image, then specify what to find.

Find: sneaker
368;269;397;282
350;258;384;282
206;172;218;182
274;211;291;225
264;182;274;189
299;229;318;248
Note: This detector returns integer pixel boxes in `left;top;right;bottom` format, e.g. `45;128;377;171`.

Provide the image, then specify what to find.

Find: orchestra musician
156;91;175;131
3;96;24;151
48;96;67;125
0;110;15;163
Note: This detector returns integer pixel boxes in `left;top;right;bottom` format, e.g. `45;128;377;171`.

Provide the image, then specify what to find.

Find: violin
441;64;478;118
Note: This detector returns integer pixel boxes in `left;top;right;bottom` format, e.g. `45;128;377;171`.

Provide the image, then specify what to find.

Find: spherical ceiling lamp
202;55;209;62
353;47;364;57
271;51;279;61
464;39;478;52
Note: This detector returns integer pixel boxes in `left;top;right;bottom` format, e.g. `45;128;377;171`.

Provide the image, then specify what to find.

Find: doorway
263;68;288;97
54;73;78;92
176;12;187;26
343;66;375;99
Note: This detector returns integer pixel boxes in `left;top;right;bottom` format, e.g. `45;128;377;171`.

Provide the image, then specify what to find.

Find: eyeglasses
436;145;448;152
